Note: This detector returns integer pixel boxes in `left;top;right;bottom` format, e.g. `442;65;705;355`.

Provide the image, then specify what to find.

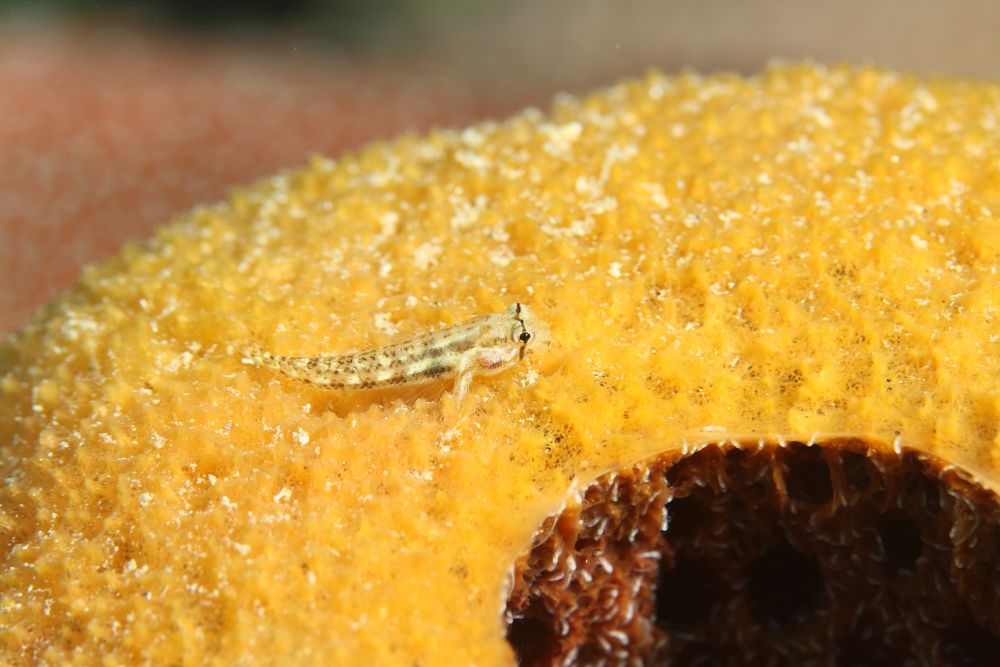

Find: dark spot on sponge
876;512;923;570
785;443;833;505
746;541;824;627
507;598;560;667
841;450;871;492
940;614;1000;667
663;495;705;542
655;556;723;631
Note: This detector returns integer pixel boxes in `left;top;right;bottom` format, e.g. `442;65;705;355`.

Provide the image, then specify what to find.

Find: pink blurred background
4;0;1000;333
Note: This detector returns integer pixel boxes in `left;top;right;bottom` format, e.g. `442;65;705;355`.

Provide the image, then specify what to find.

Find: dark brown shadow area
505;438;1000;666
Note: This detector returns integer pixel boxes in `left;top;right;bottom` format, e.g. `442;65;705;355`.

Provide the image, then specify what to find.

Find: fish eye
519;331;531;343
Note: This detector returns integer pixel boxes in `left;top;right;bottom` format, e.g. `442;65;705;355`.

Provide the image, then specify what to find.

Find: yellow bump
3;62;1000;666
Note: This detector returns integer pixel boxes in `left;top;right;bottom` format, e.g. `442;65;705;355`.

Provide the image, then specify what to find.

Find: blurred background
3;0;1000;333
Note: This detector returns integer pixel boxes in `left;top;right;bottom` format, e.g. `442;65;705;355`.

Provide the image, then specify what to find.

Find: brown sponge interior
505;439;1000;666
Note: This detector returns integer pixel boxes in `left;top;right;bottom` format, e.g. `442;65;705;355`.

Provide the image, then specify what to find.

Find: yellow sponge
3;63;1000;665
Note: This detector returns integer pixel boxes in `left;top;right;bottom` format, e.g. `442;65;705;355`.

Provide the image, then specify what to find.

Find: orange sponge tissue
3;63;1000;665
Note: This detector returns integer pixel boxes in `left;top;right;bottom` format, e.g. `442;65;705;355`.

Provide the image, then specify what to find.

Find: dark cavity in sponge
504;438;1000;666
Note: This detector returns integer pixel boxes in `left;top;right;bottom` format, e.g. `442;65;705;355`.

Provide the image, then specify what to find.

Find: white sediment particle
981;110;998;131
450;196;483;231
295;428;310;446
320;247;345;274
273;486;292;503
485;224;510;243
520;369;540;387
232;542;251;556
599;143;638;183
915;87;939;112
644;183;669;208
648;77;670;100
455;149;491;171
499;164;525;180
718;210;741;226
436;427;461;453
576;175;601;197
911;234;929;249
787;135;814;153
377;211;399;240
569;218;594;237
220;496;236;510
365;154;400;187
373;312;398;336
892;136;917;150
804;105;833;128
138;493;153;507
413;242;442;270
542;121;583;156
164;350;194;373
488;247;514;267
413;140;444;162
461;126;485;147
62;314;100;342
608;262;623;279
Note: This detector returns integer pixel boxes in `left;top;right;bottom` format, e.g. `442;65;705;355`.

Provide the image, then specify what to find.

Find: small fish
242;303;551;407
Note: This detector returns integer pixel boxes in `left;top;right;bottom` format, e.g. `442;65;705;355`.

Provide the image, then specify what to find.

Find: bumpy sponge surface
3;63;1000;666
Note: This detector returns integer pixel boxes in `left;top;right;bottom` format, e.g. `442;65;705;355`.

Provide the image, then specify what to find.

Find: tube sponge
3;63;1000;665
